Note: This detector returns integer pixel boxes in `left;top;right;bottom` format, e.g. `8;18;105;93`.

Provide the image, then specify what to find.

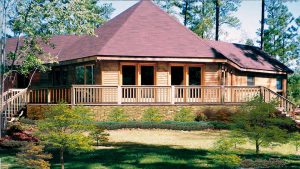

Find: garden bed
96;121;229;131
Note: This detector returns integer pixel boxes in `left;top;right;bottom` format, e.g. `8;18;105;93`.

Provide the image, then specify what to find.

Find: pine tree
262;0;299;65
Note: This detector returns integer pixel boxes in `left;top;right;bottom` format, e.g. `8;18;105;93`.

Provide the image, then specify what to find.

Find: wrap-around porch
27;85;295;112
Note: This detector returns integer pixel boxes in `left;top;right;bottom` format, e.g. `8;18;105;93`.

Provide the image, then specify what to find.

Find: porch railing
27;85;296;112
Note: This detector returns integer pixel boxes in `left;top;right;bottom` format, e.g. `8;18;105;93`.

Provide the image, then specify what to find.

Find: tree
215;0;220;41
260;0;265;50
91;127;109;146
36;104;95;169
288;73;300;104
261;0;299;65
245;39;254;46
191;0;241;39
16;143;52;169
231;96;293;154
290;132;300;152
0;0;114;88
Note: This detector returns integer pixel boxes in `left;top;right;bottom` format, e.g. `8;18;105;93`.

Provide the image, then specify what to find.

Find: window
247;76;255;86
75;65;94;84
53;68;68;86
276;78;283;90
141;66;154;85
189;67;201;85
122;65;136;85
171;66;184;85
85;65;94;85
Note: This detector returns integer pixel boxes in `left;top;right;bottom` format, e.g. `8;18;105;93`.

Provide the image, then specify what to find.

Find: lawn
1;129;300;169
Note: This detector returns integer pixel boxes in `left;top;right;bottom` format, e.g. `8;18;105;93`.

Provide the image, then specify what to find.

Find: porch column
117;86;122;105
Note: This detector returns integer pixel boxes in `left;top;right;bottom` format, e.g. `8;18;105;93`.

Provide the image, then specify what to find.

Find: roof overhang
56;55;289;75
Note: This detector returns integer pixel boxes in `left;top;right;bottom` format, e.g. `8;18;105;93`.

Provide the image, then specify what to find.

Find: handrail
1;88;28;130
261;86;296;113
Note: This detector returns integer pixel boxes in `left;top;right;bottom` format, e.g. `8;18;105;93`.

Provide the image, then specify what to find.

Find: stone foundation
27;104;239;121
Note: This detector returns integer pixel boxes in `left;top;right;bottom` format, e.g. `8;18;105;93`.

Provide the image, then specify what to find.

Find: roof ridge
95;1;141;54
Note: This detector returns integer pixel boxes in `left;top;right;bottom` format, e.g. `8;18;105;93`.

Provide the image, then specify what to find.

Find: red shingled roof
5;0;292;73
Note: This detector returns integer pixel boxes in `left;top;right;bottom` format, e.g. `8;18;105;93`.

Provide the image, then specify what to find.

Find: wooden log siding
28;85;295;113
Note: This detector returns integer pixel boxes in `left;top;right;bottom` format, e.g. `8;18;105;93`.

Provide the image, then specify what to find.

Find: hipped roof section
5;0;293;74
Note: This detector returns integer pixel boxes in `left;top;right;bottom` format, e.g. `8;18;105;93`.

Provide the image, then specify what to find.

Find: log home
3;1;296;122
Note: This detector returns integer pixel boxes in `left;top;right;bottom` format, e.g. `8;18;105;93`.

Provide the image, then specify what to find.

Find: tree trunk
255;140;260;154
184;0;188;26
60;148;64;169
260;0;265;50
215;0;220;41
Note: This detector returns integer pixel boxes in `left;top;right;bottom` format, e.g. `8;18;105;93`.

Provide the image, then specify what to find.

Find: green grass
1;129;300;169
1;142;300;169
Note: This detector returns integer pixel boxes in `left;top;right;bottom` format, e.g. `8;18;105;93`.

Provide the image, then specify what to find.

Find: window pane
53;69;61;86
86;65;94;84
122;65;136;85
171;66;184;85
75;66;84;84
247;76;254;86
141;66;154;85
276;78;282;90
189;67;201;85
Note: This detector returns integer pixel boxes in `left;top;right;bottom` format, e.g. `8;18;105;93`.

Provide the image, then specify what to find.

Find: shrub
241;158;286;168
11;132;39;142
195;112;207;121
108;108;128;122
215;107;235;122
209;121;230;130
0;139;29;148
214;138;235;153
203;107;235;122
17;143;52;169
174;107;194;122
19;118;36;125
6;124;23;136
96;121;213;131
213;154;241;169
142;108;163;122
91;127;109;146
202;107;215;120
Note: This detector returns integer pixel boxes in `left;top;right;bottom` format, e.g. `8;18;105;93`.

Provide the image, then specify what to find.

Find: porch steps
1;88;27;131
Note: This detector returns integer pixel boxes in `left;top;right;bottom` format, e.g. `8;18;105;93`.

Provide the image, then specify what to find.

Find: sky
101;0;300;45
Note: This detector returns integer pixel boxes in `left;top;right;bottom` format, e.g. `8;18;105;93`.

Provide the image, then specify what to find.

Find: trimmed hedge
96;121;228;131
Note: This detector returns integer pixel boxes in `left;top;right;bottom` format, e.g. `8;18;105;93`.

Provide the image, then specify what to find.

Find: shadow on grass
50;142;214;169
1;143;300;169
48;142;300;169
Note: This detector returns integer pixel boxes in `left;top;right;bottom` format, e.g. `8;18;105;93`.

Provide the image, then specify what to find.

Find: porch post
71;86;75;105
117;86;122;105
47;89;51;104
171;86;175;104
221;85;224;104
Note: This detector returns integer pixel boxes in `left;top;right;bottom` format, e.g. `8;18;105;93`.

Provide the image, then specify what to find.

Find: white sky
102;0;300;45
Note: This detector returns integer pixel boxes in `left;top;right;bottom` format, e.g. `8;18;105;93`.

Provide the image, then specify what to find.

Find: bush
108;108;128;122
19;118;36;125
91;127;109;146
174;107;194;122
195;112;207;121
215;107;235;122
202;107;215;120
6;124;23;136
0;139;29;149
241;158;286;168
209;121;230;130
214;138;235;153
213;154;241;169
11;132;39;142
203;107;235;122
142;108;163;122
96;121;213;131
